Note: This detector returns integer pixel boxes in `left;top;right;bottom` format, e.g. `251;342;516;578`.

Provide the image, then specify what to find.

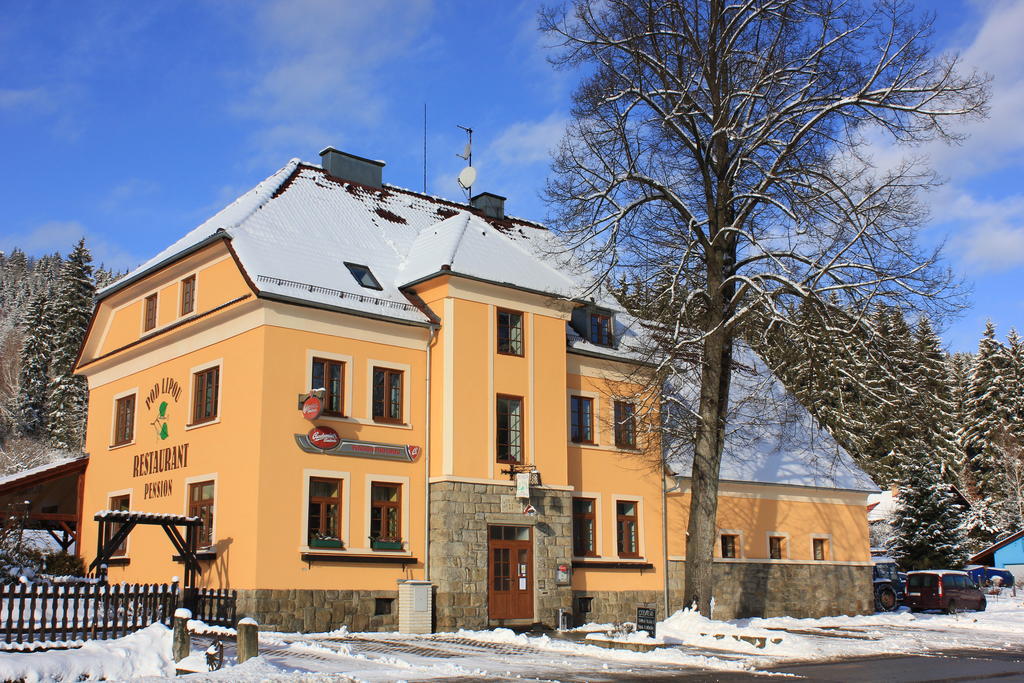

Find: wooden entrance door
487;525;533;620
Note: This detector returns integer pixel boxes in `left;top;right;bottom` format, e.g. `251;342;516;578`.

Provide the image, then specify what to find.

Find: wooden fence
0;582;178;648
185;587;237;627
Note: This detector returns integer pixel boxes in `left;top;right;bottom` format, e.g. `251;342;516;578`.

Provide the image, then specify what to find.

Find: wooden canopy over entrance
0;455;87;553
90;510;203;588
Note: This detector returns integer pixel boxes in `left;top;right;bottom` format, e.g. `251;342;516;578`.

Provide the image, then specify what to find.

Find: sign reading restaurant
132;443;189;477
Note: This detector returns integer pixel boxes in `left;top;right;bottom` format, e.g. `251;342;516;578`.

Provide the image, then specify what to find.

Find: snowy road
4;591;1022;681
172;595;1024;681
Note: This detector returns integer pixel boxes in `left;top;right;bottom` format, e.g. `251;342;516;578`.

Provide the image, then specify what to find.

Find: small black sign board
636;607;656;638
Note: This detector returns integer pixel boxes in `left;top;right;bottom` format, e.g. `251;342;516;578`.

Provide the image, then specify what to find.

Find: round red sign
308;426;340;450
302;396;322;421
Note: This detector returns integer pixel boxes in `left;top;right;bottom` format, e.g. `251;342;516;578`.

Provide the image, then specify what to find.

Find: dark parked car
904;570;987;614
872;557;905;611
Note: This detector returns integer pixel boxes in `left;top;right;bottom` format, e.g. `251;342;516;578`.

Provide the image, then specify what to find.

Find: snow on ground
0;623;173;682
6;593;1024;681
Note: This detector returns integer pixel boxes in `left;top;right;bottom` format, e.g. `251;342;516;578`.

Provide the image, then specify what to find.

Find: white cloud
938;189;1024;272
923;0;1024;174
1;221;142;273
0;87;47;110
232;0;435;161
489;113;567;167
99;178;159;213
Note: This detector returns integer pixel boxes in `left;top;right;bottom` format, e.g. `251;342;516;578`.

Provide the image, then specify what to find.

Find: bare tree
540;0;988;614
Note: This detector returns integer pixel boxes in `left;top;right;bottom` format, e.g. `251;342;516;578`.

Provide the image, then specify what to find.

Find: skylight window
344;262;383;291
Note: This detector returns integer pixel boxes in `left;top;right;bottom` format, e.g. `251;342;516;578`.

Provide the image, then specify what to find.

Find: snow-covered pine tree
46;240;95;451
889;446;968;570
959;321;1016;547
858;305;919;484
13;295;51;437
912;317;961;474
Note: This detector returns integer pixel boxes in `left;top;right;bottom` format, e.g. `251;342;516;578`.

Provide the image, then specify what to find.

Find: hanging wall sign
515;472;531;499
301;396;323;421
294;434;419;462
307;426;340;450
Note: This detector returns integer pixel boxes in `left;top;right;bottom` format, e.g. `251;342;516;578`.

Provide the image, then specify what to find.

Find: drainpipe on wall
663;469;681;617
423;323;439;581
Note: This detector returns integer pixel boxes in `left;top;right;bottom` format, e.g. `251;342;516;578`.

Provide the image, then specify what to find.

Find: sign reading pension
294;434;420;462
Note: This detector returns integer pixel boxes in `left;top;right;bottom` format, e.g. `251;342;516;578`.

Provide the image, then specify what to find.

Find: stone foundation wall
429;481;574;631
235;589;398;632
572;561;872;625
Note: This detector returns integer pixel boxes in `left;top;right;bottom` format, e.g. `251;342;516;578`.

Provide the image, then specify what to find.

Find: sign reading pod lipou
295;430;421;462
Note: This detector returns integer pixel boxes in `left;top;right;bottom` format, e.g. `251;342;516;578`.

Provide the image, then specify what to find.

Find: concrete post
172;608;192;663
237;617;259;663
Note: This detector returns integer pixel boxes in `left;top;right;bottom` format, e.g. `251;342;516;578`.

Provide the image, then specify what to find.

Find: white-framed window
179;273;198;317
305;349;354;421
183;473;218;550
567;389;601;445
365;360;412;428
186;358;223;429
109;387;139;448
141;290;159;333
572;493;603;558
301;469;352;550
104;489;133;557
765;531;790;560
362;474;410;552
718;528;745;559
611;495;644;559
811;534;832;562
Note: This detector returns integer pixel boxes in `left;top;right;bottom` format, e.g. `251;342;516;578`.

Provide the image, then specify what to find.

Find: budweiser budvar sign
307;426;340;450
294;433;420;462
301;395;322;420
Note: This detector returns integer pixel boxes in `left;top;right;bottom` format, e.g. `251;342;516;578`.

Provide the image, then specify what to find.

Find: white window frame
571;492;603;559
178;271;199;319
305;350;355;422
140;289;160;335
611;494;644;559
810;534;833;562
183;472;219;549
300;468;352;551
109;386;139;450
185;358;223;430
366;359;412;429
765;531;790;561
105;488;133;557
567;389;601;446
717;528;745;560
362;474;411;554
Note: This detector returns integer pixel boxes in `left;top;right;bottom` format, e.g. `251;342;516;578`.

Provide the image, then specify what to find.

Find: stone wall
429;481;574;631
573;563;871;625
235;589;398;632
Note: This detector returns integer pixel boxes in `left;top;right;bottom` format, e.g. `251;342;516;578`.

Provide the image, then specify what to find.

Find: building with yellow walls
74;148;877;632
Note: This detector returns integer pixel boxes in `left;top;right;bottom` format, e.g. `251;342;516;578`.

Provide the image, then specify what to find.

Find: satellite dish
457;166;477;190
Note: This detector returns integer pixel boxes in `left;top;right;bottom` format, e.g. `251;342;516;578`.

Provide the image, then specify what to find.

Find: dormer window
344;262;382;290
589;313;613;346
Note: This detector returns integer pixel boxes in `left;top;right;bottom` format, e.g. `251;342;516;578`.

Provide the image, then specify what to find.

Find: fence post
237;618;258;663
172;608;191;662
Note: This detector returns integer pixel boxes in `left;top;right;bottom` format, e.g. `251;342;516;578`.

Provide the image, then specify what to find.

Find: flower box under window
310;537;344;549
371;538;403;550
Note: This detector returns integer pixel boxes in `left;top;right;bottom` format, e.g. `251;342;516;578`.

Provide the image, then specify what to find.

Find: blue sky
1;0;1022;353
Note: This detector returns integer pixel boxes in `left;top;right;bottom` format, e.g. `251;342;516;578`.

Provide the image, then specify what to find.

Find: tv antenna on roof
456;125;475;196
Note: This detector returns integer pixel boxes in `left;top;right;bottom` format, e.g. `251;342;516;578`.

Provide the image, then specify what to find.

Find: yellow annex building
74;148;877;632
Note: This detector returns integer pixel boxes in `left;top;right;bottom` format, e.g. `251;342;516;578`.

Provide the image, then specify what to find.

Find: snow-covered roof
867;490;897;521
969;528;1024;563
0;454;88;492
99;161;597;326
669;346;878;493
